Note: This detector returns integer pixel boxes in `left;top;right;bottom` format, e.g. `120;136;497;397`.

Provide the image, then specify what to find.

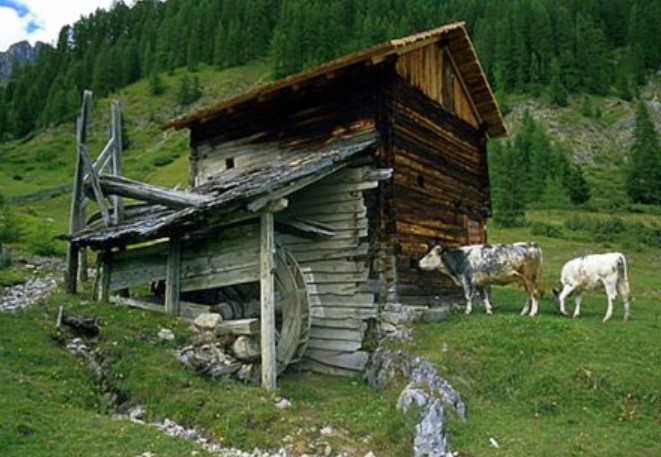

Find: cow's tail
616;254;632;302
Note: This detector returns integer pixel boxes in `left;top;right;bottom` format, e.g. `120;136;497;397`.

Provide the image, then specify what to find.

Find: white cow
552;252;631;322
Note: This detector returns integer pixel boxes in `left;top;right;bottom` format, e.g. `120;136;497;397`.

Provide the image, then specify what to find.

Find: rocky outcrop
0;40;45;82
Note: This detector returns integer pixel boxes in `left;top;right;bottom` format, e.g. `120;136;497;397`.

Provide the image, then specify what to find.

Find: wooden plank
305;350;369;371
303;270;369;284
180;265;260;292
306;282;357;296
306;339;362;352
80;144;111;226
247;162;350;213
65;90;92;293
98;175;212;209
310;327;364;343
110;295;164;313
311;306;377;320
311;318;366;331
165;237;181;315
111;101;124;224
260;211;276;392
285;243;369;263
217;318;259;335
299;260;367;274
308;293;375;308
299;359;363;377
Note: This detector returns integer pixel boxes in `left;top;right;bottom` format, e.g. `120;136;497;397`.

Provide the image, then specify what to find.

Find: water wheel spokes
273;245;311;374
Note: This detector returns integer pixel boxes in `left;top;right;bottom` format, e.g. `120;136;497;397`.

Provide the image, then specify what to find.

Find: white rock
194;312;223;330
157;328;175;341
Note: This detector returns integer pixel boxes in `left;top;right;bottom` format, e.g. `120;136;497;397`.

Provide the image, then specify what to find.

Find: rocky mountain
0;40;44;82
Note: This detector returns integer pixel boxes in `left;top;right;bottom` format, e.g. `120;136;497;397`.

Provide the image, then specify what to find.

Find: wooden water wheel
273;245;311;374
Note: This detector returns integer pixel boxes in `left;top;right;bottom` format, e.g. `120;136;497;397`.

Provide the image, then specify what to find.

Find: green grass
0;292;414;456
402;213;661;457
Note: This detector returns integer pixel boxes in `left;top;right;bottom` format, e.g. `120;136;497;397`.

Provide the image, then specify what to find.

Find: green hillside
0;61;272;252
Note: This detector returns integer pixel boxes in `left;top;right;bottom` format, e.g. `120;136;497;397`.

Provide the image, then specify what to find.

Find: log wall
386;74;490;306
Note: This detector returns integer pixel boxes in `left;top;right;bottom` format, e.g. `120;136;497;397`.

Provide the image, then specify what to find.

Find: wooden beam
260;211;276;392
165;237;181;315
96;175;213;209
216;318;260;336
80;144;111;226
65;90;92;293
111;101;124;224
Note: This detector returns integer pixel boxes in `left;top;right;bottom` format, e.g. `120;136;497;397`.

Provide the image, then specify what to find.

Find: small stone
274;398;292;409
158;328;175;341
194;312;223;330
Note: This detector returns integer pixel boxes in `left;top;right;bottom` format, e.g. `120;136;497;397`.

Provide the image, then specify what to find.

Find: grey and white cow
418;242;544;316
552;252;631;322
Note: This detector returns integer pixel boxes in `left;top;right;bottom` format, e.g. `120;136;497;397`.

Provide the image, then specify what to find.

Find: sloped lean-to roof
165;22;507;138
70;132;377;248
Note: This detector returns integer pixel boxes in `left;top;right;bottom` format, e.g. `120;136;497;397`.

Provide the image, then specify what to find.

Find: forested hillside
1;0;661;140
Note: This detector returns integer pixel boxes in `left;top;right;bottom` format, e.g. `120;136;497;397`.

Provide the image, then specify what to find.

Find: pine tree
489;140;527;227
566;164;591;205
626;101;661;204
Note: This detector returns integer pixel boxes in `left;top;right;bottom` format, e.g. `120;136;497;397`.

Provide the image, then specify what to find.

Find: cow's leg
603;281;617;322
529;294;540;317
557;284;575;316
617;278;631;321
479;285;493;315
462;281;474;315
520;298;531;316
572;293;583;318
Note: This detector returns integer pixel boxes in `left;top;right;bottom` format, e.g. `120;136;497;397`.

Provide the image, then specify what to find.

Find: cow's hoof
486;310;493;315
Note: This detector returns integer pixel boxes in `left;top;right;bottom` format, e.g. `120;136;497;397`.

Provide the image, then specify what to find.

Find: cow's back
463;242;542;286
561;252;625;289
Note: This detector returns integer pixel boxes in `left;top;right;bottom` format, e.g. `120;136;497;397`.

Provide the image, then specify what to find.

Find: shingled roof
70;132;377;248
166;22;506;138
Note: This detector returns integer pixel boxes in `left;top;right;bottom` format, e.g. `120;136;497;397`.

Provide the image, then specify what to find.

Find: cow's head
418;245;447;272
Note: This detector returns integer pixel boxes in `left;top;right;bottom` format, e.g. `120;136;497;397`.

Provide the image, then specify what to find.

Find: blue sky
0;0;117;52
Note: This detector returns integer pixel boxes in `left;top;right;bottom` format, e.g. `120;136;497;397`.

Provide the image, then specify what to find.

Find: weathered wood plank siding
108;226;260;293
395;45;479;130
388;73;490;306
276;166;377;374
189;67;380;185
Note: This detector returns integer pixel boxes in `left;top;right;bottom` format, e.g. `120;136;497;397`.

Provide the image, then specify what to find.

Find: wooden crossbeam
96;175;213;208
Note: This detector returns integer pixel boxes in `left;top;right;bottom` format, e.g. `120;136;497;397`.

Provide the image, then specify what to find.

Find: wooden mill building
66;22;506;382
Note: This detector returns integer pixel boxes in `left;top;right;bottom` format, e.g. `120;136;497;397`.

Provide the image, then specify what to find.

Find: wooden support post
78;198;88;283
111;101;124;224
165;237;181;315
97;251;112;303
65;90;92;293
260;211;276;392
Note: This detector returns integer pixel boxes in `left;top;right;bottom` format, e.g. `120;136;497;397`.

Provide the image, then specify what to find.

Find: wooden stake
260;211;276;392
65;90;92;293
165;237;181;315
111;101;124;224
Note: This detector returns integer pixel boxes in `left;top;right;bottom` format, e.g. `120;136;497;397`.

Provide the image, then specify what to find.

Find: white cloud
0;0;119;52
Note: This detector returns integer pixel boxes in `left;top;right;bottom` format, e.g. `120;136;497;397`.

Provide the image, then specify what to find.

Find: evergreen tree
489;140;527;227
149;68;165;96
566;164;591;205
626;101;661;204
